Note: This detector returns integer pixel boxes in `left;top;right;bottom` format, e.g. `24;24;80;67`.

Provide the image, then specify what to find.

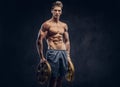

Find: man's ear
61;10;62;15
51;9;53;14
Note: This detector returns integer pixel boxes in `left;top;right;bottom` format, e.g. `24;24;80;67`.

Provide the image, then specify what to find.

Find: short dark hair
51;1;63;9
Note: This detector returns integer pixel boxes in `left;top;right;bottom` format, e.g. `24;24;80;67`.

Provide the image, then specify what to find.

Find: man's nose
56;11;59;14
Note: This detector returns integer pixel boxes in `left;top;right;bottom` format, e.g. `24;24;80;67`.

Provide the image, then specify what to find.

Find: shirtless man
36;1;71;87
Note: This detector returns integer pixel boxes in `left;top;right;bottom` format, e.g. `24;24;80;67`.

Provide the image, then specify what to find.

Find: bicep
64;24;69;41
64;31;70;42
38;25;48;40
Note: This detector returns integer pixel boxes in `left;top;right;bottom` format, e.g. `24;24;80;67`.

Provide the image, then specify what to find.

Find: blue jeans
46;49;68;78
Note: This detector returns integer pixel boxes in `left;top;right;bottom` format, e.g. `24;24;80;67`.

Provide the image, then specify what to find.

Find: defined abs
47;37;66;50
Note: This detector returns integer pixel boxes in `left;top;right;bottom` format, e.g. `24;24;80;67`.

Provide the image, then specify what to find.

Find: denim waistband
47;49;66;51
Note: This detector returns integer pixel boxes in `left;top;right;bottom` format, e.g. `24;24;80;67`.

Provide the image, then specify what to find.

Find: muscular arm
36;23;48;59
64;24;71;57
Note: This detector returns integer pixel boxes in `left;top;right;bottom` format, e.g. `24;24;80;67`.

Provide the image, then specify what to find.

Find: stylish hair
51;1;63;9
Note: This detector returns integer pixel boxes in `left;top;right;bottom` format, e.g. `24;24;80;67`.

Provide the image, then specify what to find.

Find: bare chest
49;25;65;35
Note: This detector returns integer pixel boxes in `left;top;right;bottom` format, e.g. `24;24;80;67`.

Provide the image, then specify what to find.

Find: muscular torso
46;20;67;50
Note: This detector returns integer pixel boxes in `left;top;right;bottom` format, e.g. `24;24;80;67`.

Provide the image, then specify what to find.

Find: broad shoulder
59;21;68;30
41;20;51;29
59;21;67;26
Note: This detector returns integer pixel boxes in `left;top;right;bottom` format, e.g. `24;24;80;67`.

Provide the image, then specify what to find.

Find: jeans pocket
46;50;56;60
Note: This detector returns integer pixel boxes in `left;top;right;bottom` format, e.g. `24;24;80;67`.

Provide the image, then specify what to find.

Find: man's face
51;6;62;18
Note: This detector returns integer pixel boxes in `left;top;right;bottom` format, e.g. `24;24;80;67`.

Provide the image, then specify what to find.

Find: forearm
66;41;70;57
36;39;44;59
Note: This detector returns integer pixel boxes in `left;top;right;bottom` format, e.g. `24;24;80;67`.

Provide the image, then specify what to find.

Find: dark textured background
0;0;120;87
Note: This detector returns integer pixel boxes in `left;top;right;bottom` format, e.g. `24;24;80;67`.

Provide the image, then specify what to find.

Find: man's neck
51;17;60;23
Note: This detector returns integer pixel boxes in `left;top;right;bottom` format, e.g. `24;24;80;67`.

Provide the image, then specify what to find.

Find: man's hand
40;57;47;63
67;56;71;62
